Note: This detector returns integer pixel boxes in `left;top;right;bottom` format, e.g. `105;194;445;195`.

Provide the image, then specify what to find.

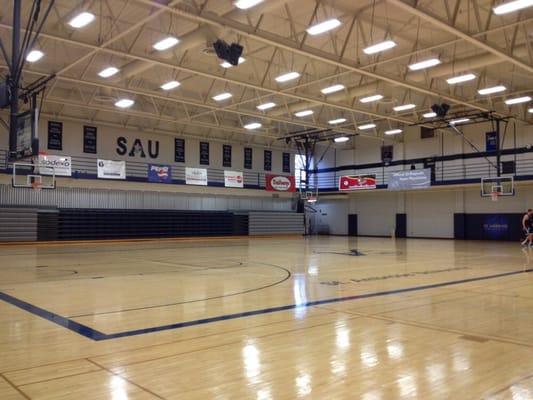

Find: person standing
521;209;533;246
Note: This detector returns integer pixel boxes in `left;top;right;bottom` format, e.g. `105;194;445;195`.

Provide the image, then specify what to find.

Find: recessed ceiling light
275;72;300;83
220;57;246;68
385;129;402;135
358;123;376;130
393;104;416;112
212;92;233;101
98;66;119;78
423;112;437;118
493;0;533;15
68;11;95;28
244;122;262;130
26;50;43;62
234;0;264;9
257;102;276;110
360;94;384;103
478;85;507;95
334;136;350;143
446;73;476;85
505;96;531;105
153;36;179;51
294;110;314;117
363;40;397;55
449;118;470;125
115;99;134;108
321;84;345;95
306;18;342;36
329;118;347;125
408;58;441;71
160;81;180;90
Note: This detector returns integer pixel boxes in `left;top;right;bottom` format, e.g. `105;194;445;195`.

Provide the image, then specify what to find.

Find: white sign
185;167;208;186
39;154;72;176
224;170;244;188
97;159;126;180
388;169;431;190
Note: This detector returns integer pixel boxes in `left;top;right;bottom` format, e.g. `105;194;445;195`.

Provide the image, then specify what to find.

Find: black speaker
213;39;243;66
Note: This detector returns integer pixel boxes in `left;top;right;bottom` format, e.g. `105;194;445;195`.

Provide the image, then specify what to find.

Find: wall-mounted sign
185;167;208;186
486;131;498;152
264;150;272;171
387;169;431;190
223;144;232;167
148;164;172;183
47;121;63;150
224;170;244;188
200;142;209;165
97;159;126;180
381;145;393;164
83;126;97;154
116;137;159;159
174;138;185;163
283;152;291;173
265;174;296;192
244;147;253;169
39;154;72;176
339;175;376;191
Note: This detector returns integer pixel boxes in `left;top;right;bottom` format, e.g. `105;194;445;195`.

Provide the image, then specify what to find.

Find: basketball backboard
481;176;514;197
12;162;56;190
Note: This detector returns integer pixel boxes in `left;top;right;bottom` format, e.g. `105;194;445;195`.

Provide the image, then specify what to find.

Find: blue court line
1;268;532;341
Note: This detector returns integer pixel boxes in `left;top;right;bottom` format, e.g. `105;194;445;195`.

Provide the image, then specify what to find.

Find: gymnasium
1;0;533;398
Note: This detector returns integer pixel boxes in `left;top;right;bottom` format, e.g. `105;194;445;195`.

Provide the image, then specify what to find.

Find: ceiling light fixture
505;96;531;105
446;73;476;85
493;0;533;15
98;67;119;78
275;72;300;83
393;104;416;112
385;129;402;135
306;18;342;36
220;57;246;68
234;0;264;9
68;11;95;28
153;36;179;51
358;123;376;130
212;92;233;101
328;118;347;125
160;81;180;90
244;122;262;130
115;99;134;108
478;85;507;95
449;118;470;125
294;110;314;117
529;108;533;113
423;112;437;118
257;102;276;110
321;84;345;94
26;50;44;62
363;40;397;55
360;94;383;103
408;58;441;71
334;136;350;143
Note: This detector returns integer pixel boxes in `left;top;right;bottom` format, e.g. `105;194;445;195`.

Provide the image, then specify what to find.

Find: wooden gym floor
1;236;533;399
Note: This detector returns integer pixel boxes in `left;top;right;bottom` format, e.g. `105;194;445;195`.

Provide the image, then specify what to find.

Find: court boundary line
1;268;532;341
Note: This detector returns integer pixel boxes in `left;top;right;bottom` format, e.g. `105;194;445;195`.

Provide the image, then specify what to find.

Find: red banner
339;175;377;191
265;174;296;192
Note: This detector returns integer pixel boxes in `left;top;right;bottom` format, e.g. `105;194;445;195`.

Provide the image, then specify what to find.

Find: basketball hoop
491;191;500;202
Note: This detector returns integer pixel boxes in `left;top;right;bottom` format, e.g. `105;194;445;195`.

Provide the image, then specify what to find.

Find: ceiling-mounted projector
213;39;243;66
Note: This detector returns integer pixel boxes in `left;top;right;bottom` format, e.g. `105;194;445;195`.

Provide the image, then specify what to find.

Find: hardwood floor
1;236;533;399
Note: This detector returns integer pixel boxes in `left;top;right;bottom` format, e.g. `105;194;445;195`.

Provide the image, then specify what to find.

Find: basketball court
1;0;533;399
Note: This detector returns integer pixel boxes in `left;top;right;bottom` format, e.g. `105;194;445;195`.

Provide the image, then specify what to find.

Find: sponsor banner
265;174;296;192
224;170;244;188
47;121;63;150
387;169;431;190
148;164;172;183
39;154;72;176
97;159;126;180
339;175;376;191
185;167;208;186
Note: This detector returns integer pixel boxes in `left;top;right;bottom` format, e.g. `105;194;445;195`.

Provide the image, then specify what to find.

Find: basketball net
31;181;43;192
491;191;500;202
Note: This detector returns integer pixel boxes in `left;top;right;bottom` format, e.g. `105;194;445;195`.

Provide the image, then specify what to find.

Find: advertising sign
339;175;377;191
148;164;172;183
97;159;126;180
388;169;431;190
39;154;72;176
185;167;208;186
265;174;296;192
224;170;244;188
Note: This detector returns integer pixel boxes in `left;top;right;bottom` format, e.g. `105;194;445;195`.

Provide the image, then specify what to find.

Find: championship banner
387;169;431;190
265;174;296;192
339;175;376;191
224;170;244;188
97;159;126;180
39;153;72;176
148;164;172;183
185;167;208;186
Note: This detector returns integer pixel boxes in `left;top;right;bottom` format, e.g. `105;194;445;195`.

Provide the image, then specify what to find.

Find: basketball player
521;209;533;246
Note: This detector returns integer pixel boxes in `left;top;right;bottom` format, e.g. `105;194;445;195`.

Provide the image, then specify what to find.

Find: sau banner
224;170;244;188
265;174;296;192
97;159;126;180
148;164;172;183
388;169;431;190
339;175;376;191
38;154;72;176
185;167;208;186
